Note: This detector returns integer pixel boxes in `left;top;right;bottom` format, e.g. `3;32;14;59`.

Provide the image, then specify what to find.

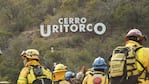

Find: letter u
40;25;51;37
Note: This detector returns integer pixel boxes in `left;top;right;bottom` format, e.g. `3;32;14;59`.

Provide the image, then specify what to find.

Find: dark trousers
110;75;138;84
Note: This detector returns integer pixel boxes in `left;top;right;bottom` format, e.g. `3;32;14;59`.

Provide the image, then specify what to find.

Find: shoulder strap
135;47;149;80
136;59;149;81
136;59;146;76
135;47;142;52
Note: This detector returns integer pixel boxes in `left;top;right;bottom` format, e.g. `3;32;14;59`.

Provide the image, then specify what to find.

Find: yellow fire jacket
17;60;52;84
52;70;67;81
82;71;108;84
59;80;70;84
126;40;149;84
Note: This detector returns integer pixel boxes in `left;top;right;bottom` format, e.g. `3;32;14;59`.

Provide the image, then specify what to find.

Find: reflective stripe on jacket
126;40;149;84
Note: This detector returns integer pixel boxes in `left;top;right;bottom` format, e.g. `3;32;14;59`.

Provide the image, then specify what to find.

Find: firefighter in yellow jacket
17;49;52;84
53;63;70;84
82;57;108;84
125;28;149;84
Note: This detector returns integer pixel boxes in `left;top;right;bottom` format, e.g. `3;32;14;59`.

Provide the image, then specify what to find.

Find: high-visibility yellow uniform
82;71;108;84
59;80;70;84
53;70;66;81
17;60;52;84
52;71;67;84
52;63;68;84
17;67;29;84
137;47;149;84
126;40;149;84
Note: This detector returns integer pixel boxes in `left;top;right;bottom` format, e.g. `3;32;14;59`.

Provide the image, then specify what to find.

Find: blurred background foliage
0;0;149;83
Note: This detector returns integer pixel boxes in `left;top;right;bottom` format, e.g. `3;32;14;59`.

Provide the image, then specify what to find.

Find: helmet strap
127;36;144;45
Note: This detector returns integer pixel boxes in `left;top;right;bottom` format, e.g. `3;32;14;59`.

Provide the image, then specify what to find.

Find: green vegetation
0;0;149;83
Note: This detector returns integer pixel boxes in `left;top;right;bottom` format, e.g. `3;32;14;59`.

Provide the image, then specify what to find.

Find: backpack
27;65;52;84
109;46;145;80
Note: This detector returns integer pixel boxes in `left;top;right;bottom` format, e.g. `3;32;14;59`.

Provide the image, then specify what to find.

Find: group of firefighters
17;28;149;84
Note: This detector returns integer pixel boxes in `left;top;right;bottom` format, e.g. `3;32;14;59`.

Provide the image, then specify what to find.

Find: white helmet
126;29;143;37
125;28;146;44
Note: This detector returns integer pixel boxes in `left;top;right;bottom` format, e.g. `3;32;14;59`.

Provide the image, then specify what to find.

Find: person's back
122;29;149;84
17;49;52;84
27;65;52;84
136;47;149;84
109;29;149;84
59;80;70;84
53;63;68;84
83;70;108;84
82;57;108;84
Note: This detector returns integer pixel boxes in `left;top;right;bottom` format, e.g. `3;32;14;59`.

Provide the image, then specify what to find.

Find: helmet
65;71;75;80
92;57;107;70
126;29;143;37
125;28;146;44
54;64;67;72
21;49;40;60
